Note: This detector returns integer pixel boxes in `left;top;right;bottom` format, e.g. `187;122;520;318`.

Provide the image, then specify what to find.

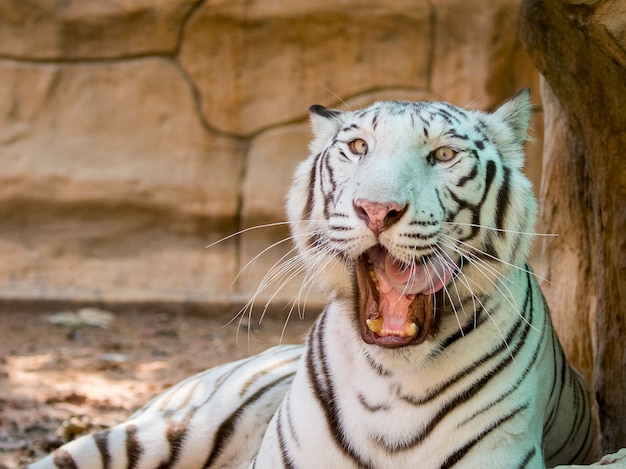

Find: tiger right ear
309;105;343;142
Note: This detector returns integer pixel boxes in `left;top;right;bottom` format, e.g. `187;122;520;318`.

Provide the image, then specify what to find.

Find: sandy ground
0;304;316;468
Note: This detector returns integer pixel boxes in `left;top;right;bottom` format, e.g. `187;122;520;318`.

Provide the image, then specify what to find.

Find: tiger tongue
370;272;418;336
375;252;431;295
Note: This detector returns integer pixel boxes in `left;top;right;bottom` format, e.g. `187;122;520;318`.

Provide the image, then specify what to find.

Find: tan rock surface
0;58;244;217
431;0;539;109
179;0;433;135
0;0;540;306
0;57;243;302
0;0;197;59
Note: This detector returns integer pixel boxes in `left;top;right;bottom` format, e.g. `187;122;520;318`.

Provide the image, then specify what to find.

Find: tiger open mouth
355;245;455;348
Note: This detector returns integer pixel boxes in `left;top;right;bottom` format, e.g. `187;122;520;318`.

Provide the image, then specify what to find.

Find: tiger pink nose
354;199;407;235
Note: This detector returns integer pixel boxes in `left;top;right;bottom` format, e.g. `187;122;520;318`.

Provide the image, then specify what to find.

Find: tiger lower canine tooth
366;318;383;333
405;322;418;337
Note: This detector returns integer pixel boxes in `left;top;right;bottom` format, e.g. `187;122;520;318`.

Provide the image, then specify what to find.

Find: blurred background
0;0;542;311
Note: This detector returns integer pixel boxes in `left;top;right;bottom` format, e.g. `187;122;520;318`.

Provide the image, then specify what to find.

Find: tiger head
287;90;536;349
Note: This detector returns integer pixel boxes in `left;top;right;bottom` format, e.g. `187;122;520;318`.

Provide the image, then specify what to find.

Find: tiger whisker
437;239;518;310
248;238;339;340
279;254;343;343
254;248;307;298
439;233;554;287
428;241;520;366
438;239;540;335
440;239;510;296
292;250;340;314
259;264;309;327
426;254;466;335
205;220;326;250
235;228;326;303
435;247;520;368
230;234;312;291
430;248;470;324
225;235;322;347
439;221;558;238
433;245;487;331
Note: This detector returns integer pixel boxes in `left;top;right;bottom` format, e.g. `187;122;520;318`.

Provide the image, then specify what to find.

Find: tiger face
287;91;536;349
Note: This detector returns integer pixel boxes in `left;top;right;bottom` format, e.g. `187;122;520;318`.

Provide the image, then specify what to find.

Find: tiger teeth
368;264;380;292
365;319;418;337
366;317;383;333
405;322;417;337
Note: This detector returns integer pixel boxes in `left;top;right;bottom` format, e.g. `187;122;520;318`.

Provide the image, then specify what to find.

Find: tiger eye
348;139;368;155
434;146;457;162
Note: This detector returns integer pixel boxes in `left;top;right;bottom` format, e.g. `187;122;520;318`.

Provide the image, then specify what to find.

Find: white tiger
29;90;597;469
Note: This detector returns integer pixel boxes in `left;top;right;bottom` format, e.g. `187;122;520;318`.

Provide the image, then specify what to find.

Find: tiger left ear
491;88;532;146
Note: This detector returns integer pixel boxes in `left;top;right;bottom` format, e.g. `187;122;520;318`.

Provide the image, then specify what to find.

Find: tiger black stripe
196;354;265;405
322;149;337;194
282;392;301;450
480;159;498;206
543;330;569;435
362;350;392;377
569;410;595;464
445;131;469;141
456;162;479;187
52;450;78;469
569;382;594;460
93;430;111;469
495;166;511;232
156;420;189;468
276;405;296;469
474;140;485;150
202;373;294;468
305;313;372;469
434;108;462;125
438;305;488;349
441;102;468;119
371;112;379;130
155;372;203;412
545;373;589;462
451;159;498;245
473;120;489;139
240;355;302;397
125;424;142;469
518;447;537;469
444;403;529;468
321;153;336;220
302;152;320;223
357;392;392;412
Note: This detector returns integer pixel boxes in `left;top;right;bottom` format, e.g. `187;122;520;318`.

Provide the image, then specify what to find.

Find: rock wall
0;0;540;308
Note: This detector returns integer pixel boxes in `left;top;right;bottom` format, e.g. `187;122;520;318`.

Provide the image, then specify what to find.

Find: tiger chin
29;91;598;469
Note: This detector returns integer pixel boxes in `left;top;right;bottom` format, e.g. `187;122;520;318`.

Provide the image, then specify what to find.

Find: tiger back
29;91;597;469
